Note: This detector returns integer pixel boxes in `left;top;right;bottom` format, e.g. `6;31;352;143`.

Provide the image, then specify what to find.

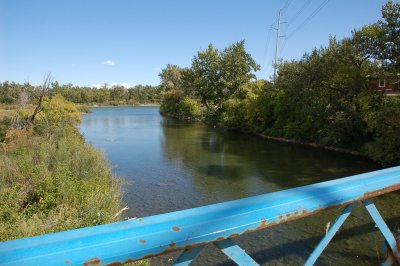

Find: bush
222;98;246;128
42;94;81;125
160;90;182;115
77;104;91;114
362;96;400;165
0;116;11;141
242;81;276;133
160;91;200;118
176;97;200;117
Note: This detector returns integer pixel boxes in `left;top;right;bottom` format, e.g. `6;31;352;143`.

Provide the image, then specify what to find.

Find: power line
288;0;313;25
279;36;288;57
282;0;294;13
262;15;281;78
287;0;330;39
274;0;312;61
262;27;273;69
277;0;313;56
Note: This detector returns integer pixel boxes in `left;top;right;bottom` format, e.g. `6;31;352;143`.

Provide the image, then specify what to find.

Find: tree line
159;1;400;166
0;81;161;106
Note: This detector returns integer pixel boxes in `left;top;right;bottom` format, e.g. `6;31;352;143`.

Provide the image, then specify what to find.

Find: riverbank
160;84;400;167
0;99;124;241
256;134;365;157
162;112;367;159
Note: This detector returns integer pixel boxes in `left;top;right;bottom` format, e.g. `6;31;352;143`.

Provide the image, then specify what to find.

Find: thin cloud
102;60;115;66
93;84;103;89
111;82;133;88
120;83;132;88
92;82;134;89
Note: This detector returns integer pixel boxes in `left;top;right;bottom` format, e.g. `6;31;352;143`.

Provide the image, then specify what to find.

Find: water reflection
161;117;378;203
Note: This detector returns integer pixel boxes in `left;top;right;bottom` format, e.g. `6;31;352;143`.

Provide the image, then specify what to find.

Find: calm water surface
79;106;399;266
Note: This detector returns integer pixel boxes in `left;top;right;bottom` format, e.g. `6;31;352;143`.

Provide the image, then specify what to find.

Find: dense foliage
159;1;400;166
0;95;123;241
0;82;161;106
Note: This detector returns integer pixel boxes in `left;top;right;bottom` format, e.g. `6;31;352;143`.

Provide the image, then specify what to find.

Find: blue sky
0;0;394;87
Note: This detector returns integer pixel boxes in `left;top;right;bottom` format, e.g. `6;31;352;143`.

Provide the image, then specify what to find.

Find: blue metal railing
1;166;400;265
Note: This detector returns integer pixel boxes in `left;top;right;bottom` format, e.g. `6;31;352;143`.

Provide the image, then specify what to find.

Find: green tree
183;44;221;108
159;64;184;92
183;41;259;112
378;1;400;71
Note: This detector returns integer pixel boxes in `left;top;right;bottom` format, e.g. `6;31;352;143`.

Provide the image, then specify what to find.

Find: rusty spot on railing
261;218;267;226
397;238;400;251
65;260;71;264
84;258;101;266
172;226;180;231
139;239;146;244
363;184;400;199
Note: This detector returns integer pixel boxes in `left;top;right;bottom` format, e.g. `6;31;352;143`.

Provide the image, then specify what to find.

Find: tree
42;94;81;126
340;24;384;70
182;43;220;108
30;73;53;122
110;85;127;103
378;1;400;71
219;40;260;100
159;64;184;91
183;41;260;110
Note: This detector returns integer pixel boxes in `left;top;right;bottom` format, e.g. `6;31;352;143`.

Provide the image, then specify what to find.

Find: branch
113;206;129;220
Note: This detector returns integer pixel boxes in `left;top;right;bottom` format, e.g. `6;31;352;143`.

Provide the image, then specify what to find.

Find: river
79;106;399;265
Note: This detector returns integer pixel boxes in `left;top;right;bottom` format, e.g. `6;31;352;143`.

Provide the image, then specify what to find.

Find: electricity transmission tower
272;10;287;84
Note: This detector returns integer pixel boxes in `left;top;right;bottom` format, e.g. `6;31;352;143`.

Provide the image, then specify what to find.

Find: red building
367;75;399;92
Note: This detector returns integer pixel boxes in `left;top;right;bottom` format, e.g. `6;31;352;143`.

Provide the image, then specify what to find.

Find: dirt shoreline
255;133;364;157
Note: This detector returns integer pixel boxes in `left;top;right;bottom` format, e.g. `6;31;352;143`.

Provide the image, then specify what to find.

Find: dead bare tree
17;91;29;107
30;73;53;123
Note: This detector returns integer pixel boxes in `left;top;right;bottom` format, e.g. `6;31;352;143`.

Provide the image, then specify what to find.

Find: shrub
160;90;182;115
362;96;400;165
0;116;11;141
222;98;246;128
160;91;199;116
177;97;200;117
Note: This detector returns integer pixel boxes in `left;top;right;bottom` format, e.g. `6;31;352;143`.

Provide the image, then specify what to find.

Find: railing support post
363;199;400;264
173;246;204;266
214;239;259;266
305;203;356;266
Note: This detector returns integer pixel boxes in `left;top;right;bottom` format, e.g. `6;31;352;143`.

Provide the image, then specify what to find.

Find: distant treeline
0;82;161;106
159;1;400;166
